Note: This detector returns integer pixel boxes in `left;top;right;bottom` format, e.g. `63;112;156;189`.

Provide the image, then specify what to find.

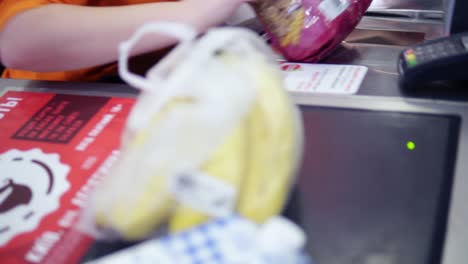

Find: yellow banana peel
237;58;301;223
169;54;301;232
169;121;247;232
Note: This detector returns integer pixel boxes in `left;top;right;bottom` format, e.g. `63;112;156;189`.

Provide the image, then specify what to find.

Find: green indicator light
405;54;418;67
409;60;418;67
407;141;416;150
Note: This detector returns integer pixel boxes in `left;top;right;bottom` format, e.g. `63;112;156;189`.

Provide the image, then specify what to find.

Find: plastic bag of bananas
82;22;304;242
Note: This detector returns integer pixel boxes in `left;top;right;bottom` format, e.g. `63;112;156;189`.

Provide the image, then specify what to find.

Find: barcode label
169;170;237;217
318;0;350;21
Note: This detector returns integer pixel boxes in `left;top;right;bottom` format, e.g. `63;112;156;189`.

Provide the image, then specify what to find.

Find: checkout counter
1;0;468;263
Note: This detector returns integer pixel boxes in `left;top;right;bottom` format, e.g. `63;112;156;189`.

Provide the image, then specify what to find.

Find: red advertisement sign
0;90;136;264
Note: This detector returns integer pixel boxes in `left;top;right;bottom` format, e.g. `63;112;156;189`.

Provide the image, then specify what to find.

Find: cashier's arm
0;1;245;72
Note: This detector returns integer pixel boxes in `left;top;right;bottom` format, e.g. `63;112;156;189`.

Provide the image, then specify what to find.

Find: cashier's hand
184;0;253;30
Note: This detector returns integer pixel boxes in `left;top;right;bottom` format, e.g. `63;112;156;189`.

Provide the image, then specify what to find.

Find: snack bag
253;0;373;62
80;23;303;241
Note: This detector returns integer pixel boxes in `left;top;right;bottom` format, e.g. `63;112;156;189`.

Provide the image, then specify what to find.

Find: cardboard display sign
0;90;135;264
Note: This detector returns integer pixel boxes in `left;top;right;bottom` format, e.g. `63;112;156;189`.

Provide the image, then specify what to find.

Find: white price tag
169;171;237;217
281;62;367;95
318;0;350;21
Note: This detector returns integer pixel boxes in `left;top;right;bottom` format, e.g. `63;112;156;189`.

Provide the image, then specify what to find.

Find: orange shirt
0;0;167;82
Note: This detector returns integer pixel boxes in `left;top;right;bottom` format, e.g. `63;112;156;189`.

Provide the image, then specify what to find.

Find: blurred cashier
0;0;247;82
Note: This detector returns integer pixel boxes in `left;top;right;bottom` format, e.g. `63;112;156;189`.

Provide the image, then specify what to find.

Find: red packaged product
0;90;135;264
253;0;373;62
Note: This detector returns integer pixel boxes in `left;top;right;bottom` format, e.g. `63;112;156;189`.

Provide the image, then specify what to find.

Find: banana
237;58;301;223
92;26;302;240
169;121;247;232
169;53;302;231
93;99;192;240
210;53;301;223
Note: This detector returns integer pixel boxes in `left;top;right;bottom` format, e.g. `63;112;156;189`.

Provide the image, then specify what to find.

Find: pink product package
253;0;373;62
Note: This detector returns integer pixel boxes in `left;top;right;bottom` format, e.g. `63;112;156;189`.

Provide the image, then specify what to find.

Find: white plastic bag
80;22;303;241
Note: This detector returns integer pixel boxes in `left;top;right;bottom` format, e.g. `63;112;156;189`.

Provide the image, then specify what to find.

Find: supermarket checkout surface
2;38;468;264
2;1;468;264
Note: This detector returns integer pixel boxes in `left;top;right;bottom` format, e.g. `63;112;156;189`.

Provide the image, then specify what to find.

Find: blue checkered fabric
160;218;233;264
88;216;312;264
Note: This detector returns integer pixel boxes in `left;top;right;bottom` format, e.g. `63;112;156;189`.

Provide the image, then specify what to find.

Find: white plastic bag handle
118;22;197;92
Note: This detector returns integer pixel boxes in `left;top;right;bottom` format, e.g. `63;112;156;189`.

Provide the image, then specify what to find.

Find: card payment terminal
398;32;468;90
